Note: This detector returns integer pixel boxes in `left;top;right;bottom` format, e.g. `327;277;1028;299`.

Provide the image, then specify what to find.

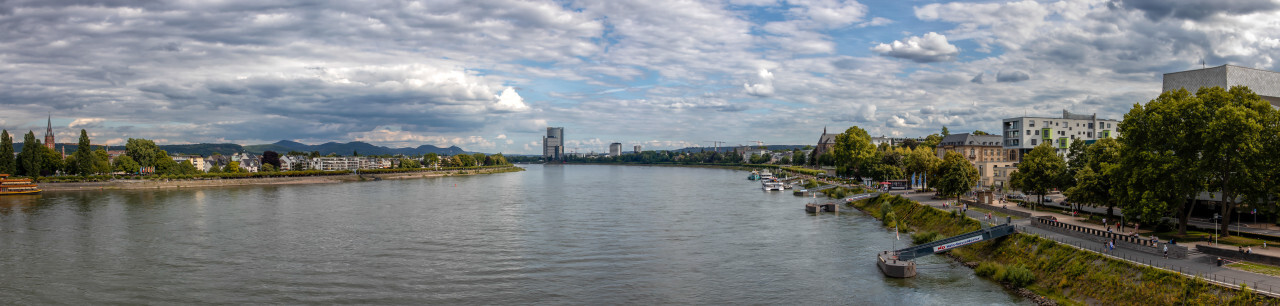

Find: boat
0;174;41;195
762;179;785;191
748;171;760;180
760;171;774;180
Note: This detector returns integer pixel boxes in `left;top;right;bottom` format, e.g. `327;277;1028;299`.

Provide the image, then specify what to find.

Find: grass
1227;261;1280;277
1149;230;1270;247
849;193;1276;305
967;207;1021;220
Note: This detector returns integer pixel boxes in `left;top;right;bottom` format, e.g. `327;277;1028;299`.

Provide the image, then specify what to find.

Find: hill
15;140;471;157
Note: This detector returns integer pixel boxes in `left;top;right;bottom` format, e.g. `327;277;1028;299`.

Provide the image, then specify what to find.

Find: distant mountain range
15;140;470;156
669;145;809;153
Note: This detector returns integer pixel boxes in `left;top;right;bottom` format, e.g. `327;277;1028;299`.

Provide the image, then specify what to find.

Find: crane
749;140;765;148
704;141;726;153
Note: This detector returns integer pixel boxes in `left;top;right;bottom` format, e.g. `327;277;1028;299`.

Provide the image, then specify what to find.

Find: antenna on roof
1202;58;1206;69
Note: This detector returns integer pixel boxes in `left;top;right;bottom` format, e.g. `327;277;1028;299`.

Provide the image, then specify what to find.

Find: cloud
971;73;984;84
492;87;531;112
858;17;893;28
996;70;1031;83
870;32;959;63
69;118;106;129
744;69;775;97
1119;0;1280;21
831;104;876;123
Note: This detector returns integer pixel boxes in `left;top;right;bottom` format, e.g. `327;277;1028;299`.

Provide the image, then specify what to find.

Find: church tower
44;115;54;150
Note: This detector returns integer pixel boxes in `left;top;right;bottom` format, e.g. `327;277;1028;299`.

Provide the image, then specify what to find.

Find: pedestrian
1248;247;1253;254
1164;244;1169;258
1108;240;1115;252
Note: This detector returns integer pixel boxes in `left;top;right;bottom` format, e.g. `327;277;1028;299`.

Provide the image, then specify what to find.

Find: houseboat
0;174;41;195
762;179;785;191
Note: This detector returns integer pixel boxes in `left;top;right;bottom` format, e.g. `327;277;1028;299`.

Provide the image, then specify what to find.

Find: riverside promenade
891;191;1280;296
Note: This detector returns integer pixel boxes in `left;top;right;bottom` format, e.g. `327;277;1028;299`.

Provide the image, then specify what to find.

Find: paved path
885;191;1280;296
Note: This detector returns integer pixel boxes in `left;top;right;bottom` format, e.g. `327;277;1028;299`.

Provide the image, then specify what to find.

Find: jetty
878;222;1016;278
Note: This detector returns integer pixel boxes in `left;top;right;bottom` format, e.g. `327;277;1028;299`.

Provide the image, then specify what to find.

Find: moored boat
748;170;761;180
0;174;41;195
762;179;785;191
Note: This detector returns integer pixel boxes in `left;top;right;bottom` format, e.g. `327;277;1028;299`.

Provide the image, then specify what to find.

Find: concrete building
609;143;622;157
871;136;891;147
634;145;642;154
1001;110;1120;161
936;133;1018;189
543;127;564;161
1163;64;1280;107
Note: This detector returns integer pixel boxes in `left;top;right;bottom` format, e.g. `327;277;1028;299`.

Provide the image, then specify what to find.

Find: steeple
44;115;54;150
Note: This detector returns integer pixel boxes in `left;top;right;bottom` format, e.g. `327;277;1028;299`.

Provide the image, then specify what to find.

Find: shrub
975;261;1004;278
911;231;941;245
1002;263;1035;287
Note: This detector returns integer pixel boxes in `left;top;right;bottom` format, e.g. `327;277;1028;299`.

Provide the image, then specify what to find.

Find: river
0;164;1027;304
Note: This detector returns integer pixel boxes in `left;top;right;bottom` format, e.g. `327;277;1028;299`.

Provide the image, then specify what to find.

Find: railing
1021;226;1280;298
1034;216;1159;248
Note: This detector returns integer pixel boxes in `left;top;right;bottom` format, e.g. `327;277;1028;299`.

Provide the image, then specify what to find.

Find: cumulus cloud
971;73;985;84
744;69;776;97
1119;0;1280;21
831;104;877;122
996;70;1031;83
493;87;531;112
69;118;106;128
870;32;959;63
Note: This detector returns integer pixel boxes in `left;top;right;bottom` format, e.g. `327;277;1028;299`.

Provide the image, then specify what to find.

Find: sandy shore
39;167;522;192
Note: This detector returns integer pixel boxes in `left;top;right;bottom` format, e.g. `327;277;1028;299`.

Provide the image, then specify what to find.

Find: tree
454;154;476;167
16;131;42;177
74;129;93;176
904;147;942;188
125;138;160;169
792;148;806;166
224;161;243;173
153;150;178;175
941;126;950;136
473;153;487;166
114;155;141;174
1013;142;1068;210
176;160;201;175
1197;86;1276;236
899;138;919;149
1063;138;1089;189
1064;138;1121;216
260;163;278;173
262;151;281;169
423;153;440;169
934;151;979;201
972;130;990;136
0;130;14;175
833;126;875;178
92;149;112;175
920;134;943;149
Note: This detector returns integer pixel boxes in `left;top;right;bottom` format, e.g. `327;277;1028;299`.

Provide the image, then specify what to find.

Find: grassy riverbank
39;165;524;191
852;194;1274;305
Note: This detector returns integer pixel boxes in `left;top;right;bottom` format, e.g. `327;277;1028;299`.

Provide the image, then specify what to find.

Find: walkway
889;191;1280;296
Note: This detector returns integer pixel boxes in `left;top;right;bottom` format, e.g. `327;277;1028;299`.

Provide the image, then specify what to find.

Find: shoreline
38;166;524;192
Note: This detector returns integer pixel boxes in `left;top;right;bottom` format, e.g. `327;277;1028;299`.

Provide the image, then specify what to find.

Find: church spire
44;114;55;150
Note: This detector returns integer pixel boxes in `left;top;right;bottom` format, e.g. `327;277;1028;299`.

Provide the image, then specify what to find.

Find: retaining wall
961;199;1032;218
1030;216;1188;259
1196;244;1280;266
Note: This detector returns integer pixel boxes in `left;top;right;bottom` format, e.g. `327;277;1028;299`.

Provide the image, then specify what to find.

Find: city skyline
2;0;1279;154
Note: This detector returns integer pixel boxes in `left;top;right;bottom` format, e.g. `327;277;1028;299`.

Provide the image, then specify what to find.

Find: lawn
1149;230;1270;247
1227;261;1280;277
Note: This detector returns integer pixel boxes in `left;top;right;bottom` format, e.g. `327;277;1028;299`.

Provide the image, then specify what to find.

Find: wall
1029;216;1188;259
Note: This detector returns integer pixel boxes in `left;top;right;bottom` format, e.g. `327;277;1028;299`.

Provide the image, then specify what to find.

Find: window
1089;123;1094;129
1088;132;1093;138
1029;121;1035;127
1034;130;1039;135
1031;139;1037;145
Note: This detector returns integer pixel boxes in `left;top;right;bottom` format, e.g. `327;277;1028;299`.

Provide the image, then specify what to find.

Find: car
1042;197;1055;203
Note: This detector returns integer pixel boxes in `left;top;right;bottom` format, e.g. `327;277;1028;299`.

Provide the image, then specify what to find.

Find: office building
634;145;642;153
543;127;564;160
609;143;622;157
1001;110;1119;161
1163;64;1280;107
936;133;1017;190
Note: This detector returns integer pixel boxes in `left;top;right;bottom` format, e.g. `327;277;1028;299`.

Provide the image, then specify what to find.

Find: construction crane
749;140;765;148
704;141;726;153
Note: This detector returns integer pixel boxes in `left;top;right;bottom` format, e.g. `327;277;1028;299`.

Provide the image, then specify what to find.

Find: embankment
41;166;523;191
851;194;1274;305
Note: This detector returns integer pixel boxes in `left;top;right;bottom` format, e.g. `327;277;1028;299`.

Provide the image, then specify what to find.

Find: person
1248;247;1253;254
1164;244;1169;259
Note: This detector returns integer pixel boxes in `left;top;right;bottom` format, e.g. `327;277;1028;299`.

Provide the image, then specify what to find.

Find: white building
609;143;622;157
1001;110;1120;161
1163;64;1280;108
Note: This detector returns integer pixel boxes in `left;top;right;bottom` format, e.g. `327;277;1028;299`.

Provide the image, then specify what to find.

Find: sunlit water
0;164;1027;304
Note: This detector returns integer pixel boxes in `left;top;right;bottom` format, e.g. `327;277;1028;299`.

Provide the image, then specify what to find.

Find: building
44;116;54;150
1001;110;1120;161
871;136;891;147
813;127;837;157
170;155;208;172
937;133;1018;189
1163;64;1280;107
609;143;622;157
543;127;564;161
634;145;642;153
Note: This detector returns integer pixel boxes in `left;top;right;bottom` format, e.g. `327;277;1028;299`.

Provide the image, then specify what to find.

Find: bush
1002;263;1035;287
975;261;1004;278
911;231;941;245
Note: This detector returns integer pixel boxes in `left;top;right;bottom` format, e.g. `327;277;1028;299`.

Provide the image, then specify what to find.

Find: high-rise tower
543;127;564;160
44;115;55;150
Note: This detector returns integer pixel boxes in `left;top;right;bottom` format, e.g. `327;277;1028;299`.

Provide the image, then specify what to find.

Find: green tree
399;158;421;168
972;130;990;136
259;163;278;173
423;153;440;169
224;161;243;173
833;126;875;178
1064;138;1121;216
0;130;14;175
941;126;950;136
904;147;942;188
261;151;281;169
472;153;486;165
175;160;200;174
74;129;93;176
125;138;160;168
16;131;42;177
1013;142;1067;210
153;150;178;175
1198;86;1276;236
92;149;112;174
454;154;476;167
934;151;979;201
920;133;943;149
792;148;806;165
113;154;141;174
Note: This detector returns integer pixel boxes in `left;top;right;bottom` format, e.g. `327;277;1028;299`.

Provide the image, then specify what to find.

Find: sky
2;0;1279;154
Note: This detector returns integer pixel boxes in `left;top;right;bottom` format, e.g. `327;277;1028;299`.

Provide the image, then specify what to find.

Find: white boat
760;171;774;180
762;180;785;191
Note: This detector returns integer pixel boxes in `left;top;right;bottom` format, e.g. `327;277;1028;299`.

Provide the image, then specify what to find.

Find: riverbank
39;166;524;192
851;194;1275;305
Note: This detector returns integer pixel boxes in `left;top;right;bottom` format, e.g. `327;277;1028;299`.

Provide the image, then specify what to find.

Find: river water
0;164;1027;304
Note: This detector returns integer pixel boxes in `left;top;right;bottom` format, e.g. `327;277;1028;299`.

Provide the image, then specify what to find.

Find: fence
1029;216;1188;259
1017;225;1280;298
961;199;1032;218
